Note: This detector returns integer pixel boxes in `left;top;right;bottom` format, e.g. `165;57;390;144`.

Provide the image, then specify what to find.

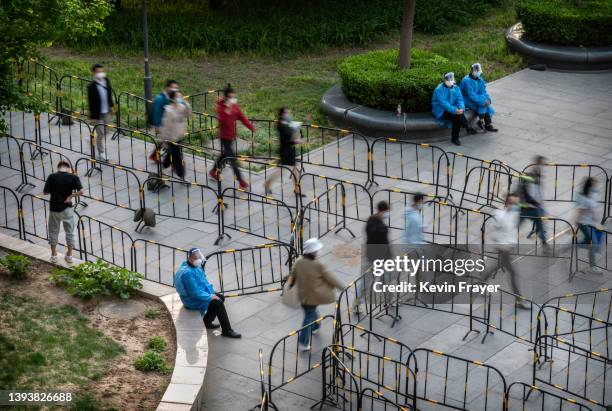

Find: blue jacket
431;84;465;126
174;261;215;316
460;75;494;116
150;92;172;128
403;206;425;244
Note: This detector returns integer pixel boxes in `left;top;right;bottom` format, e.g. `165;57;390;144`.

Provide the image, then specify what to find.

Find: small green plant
144;307;161;319
147;336;167;353
50;260;143;299
133;351;171;374
0;254;31;280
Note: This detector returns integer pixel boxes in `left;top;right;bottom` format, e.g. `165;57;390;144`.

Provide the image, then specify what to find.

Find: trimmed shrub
516;0;612;47
0;254;31;280
338;49;467;113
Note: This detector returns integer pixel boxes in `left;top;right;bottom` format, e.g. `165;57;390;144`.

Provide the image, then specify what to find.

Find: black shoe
204;322;221;329
485;124;498;132
452;139;461;146
467;127;478;135
222;329;242;338
477;120;485;130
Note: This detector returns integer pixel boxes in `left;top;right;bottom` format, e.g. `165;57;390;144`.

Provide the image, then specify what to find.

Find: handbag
281;276;300;308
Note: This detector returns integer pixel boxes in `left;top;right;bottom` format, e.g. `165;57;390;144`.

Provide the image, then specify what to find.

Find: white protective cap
303;238;323;255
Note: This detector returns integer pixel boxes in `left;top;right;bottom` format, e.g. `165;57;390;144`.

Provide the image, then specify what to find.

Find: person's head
582;177;597;196
302;238;323;259
376;201;389;216
443;72;455;88
470;62;483;79
223;83;237;105
57;160;71;172
534;155;546;166
278;107;292;121
413;193;424;208
168;90;182;103
187;248;205;267
91;64;105;81
505;192;519;208
165;79;179;93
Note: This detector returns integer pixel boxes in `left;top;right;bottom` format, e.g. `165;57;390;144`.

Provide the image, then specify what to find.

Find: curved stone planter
320;84;475;141
505;23;612;70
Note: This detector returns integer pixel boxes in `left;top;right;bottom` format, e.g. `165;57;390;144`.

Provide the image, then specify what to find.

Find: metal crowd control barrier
203;243;295;297
58;74;118;118
370;188;440;236
443;151;518;197
131;239;189;286
19;194;81;249
0;185;22;238
407;348;507;410
257;348;269;411
74;157;143;211
298;125;371;186
576;227;610;274
17;59;60;110
421;199;491;247
116;92;150;131
316;344;416;410
5;111;39;142
337;323;413;363
265;315;336;410
218;187;294;246
358;387;412;411
185;89;221;115
77;215;134;269
506;382;593;411
0;135;28;191
38;111;95;158
533;335;611;408
458;165;518;210
523;163;611;225
370;138;451;198
296;182;355;252
20;141;73;191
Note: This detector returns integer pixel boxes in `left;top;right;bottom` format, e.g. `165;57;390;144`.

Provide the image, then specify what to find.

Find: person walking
460;63;498;132
576;177;603;274
149;79;180;162
208;84;254;189
174;248;241;338
403;193;425;244
290;238;344;351
264;107;303;196
43;160;84;264
431;72;477;146
160;90;191;180
87;63;115;161
518;156;548;246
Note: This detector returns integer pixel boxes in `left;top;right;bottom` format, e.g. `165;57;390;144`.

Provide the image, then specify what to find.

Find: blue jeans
578;224;603;265
298;305;319;346
519;207;547;243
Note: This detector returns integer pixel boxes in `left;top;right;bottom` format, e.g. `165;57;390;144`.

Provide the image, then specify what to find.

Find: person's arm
318;262;344;290
87;83;96;120
434;87;457;114
150;95;163;127
455;87;465;111
65;176;84;203
467;79;487;106
43;175;52;195
482;81;492;104
183;271;215;303
237;107;255;132
182;101;192;118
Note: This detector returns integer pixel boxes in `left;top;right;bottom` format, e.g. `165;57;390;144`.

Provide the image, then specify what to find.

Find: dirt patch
0;257;176;411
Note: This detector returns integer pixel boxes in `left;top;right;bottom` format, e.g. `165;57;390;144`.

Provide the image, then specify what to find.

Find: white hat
303;238;323;255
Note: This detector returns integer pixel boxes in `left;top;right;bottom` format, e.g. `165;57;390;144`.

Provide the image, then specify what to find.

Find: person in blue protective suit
431;72;477;146
174;248;241;338
460;63;498;132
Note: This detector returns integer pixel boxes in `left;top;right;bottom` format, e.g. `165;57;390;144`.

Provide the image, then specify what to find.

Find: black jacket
365;214;390;262
87;78;114;120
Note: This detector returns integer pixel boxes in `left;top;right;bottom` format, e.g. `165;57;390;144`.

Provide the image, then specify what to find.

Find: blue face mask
176;97;184;104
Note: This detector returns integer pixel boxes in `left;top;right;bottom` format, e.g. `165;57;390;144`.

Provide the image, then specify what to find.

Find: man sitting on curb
174;248;241;338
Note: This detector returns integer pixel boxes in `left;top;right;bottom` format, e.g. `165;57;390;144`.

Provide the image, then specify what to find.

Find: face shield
471;63;483;77
443;72;455;87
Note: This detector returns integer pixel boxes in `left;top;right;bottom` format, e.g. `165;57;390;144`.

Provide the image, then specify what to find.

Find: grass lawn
41;1;523;128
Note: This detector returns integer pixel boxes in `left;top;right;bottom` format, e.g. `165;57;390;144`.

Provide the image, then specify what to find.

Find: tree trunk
398;0;416;69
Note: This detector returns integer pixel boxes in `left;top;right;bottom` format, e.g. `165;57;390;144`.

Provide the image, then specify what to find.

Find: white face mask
444;80;455;88
94;72;106;80
192;258;203;267
169;87;179;93
228;97;237;105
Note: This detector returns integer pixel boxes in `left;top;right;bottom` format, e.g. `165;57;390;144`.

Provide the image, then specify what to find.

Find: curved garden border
320;84;476;141
505;23;612;70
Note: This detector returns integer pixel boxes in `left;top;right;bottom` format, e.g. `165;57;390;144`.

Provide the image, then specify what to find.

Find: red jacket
216;99;255;141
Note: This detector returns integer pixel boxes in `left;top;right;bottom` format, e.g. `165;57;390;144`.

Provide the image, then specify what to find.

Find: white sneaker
98;152;107;161
50;255;58;263
312;328;319;335
298;343;311;352
65;255;74;264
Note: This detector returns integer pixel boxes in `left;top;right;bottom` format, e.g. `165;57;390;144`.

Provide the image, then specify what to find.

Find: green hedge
338;49;467;113
516;0;612;47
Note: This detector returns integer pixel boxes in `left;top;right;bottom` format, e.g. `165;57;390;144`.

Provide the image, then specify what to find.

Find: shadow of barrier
202;242;295;297
131;239;188;286
522;163;611;225
314;344;417;411
533;335;612;408
506;382;593;411
457;165;520;211
77;215;133;269
0;185;22;237
370;138;450;198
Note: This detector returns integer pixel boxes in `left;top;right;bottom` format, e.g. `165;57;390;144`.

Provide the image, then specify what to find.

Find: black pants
498;249;520;296
478;112;493;125
162;142;185;179
214;139;242;181
203;293;232;333
442;111;469;140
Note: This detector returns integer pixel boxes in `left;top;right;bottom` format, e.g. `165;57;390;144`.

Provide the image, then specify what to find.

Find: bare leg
51;244;57;257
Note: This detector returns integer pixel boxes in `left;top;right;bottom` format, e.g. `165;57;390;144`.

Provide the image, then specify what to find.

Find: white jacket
160;102;192;142
491;207;519;247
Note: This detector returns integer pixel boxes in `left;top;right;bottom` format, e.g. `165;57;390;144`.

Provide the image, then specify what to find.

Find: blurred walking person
149;79;180;162
87;64;115;161
403;193;425;244
43;160;84;264
290;238;344;351
264;107;303;196
208;84;254;189
518;155;548;246
160;90;191;180
576;177;603;274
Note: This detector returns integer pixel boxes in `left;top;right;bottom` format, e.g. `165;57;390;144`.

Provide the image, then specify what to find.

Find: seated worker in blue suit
431;72;477;146
460;63;498;132
174;248;241;338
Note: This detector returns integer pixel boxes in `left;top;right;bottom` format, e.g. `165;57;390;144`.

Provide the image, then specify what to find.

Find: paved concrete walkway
1;68;612;410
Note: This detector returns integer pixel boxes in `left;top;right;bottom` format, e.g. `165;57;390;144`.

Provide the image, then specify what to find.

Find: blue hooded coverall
460;75;495;117
150;91;172;128
174;261;215;317
431;83;465;128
